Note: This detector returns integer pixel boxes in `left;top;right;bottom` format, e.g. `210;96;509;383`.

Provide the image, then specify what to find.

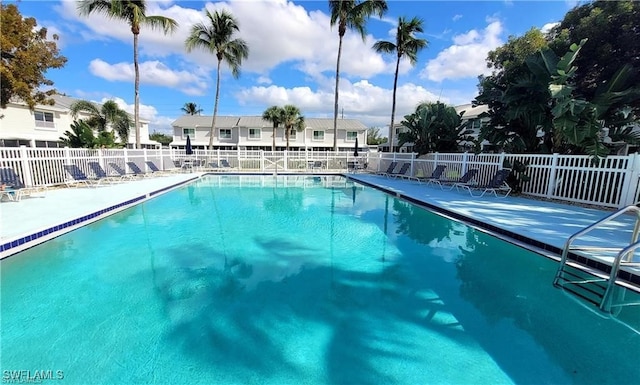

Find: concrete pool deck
1;172;638;281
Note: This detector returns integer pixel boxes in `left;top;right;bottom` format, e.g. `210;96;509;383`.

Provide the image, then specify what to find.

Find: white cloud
256;76;272;85
452;14;463;22
88;59;208;95
421;20;503;82
236;80;441;128
541;22;559;34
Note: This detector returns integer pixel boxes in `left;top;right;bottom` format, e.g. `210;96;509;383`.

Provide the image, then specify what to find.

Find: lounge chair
145;161;178;174
456;168;512;197
63;164;102;187
109;162;137;179
0;167;46;201
388;162;411;178
88;161;123;183
441;169;479;190
413;164;447;184
312;160;323;170
220;159;234;169
126;161;153;178
376;161;398;176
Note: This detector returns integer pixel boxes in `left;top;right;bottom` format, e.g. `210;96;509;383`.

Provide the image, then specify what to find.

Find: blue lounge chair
63;164;101;187
109;162;137;179
457;168;512;197
388;162;411;178
220;159;233;169
0;167;46;201
414;164;447;184
376;161;398;176
442;169;478;190
88;161;123;183
126;161;153;178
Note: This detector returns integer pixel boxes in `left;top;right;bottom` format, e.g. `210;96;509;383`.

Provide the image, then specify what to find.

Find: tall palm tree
262;105;284;151
373;16;428;153
281;104;305;151
329;0;387;151
77;0;178;149
185;9;249;151
69;99;132;144
181;102;203;115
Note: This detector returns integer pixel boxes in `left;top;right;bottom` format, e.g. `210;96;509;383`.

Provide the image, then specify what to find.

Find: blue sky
14;0;581;136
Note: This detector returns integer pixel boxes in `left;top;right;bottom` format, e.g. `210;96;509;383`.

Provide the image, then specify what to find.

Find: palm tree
69;99;132;144
77;0;178;149
262;105;284;151
329;0;387;151
185;10;249;151
373;16;428;153
281;105;305;151
181;102;203;115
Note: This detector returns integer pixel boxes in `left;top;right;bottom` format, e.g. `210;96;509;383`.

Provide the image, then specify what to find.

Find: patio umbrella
185;135;193;155
354;137;359;157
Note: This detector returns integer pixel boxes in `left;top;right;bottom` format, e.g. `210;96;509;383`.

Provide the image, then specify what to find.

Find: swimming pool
1;175;638;384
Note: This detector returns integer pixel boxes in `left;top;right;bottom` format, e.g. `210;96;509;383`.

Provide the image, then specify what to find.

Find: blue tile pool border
0;176;199;258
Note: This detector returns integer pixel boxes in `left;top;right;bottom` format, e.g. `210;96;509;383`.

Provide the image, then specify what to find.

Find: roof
172;115;368;131
171;115;240;128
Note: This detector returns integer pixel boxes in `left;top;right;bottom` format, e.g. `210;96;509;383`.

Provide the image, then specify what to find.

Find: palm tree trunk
389;54;401;153
272;124;276;151
285;125;290;151
210;59;222;151
134;32;141;149
332;34;344;152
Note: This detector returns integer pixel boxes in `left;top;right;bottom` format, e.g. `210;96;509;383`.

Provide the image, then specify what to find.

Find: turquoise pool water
1;175;638;384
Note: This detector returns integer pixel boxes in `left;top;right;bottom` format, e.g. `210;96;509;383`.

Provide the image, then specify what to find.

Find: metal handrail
554;205;640;286
601;240;640;311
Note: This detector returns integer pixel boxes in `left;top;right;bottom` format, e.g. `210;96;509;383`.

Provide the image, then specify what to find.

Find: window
219;129;232;139
346;131;357;141
248;128;261;139
34;111;55;129
183;128;195;138
289;129;297;140
313;130;324;141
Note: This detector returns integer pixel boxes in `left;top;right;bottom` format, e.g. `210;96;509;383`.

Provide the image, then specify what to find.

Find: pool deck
1;171;638;282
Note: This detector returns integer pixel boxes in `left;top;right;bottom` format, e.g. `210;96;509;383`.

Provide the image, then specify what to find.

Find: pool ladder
553;205;640;313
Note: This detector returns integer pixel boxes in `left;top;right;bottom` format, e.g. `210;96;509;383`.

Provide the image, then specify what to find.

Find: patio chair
220;159;234;169
0;167;46;201
312;160;323;170
457;168;512;197
109;162;137;179
126;161;153;178
388;162;411;179
376;161;398;177
412;165;447;184
442;169;479;190
146;161;178;175
63;164;102;187
88;161;124;183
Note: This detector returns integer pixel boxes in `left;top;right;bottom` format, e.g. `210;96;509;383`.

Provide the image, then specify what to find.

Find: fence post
284;150;288;171
143;148;148;171
546;153;560;198
620;153;640;207
499;152;506;169
98;148;104;167
260;150;265;172
19;145;34;187
462;152;469;174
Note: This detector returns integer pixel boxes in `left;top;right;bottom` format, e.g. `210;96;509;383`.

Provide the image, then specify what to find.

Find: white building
0;94;159;148
170;115;369;152
380;103;490;152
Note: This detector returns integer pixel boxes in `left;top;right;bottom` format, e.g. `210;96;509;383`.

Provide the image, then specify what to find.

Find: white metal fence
2;146;640;208
372;152;640;208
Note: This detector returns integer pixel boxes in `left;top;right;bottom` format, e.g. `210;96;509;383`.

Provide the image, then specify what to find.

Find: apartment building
171;115;369;152
0;94;159;148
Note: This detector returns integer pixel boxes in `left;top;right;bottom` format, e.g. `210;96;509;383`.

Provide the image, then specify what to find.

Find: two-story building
380;103;490;152
170;115;369;152
0;94;159;148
